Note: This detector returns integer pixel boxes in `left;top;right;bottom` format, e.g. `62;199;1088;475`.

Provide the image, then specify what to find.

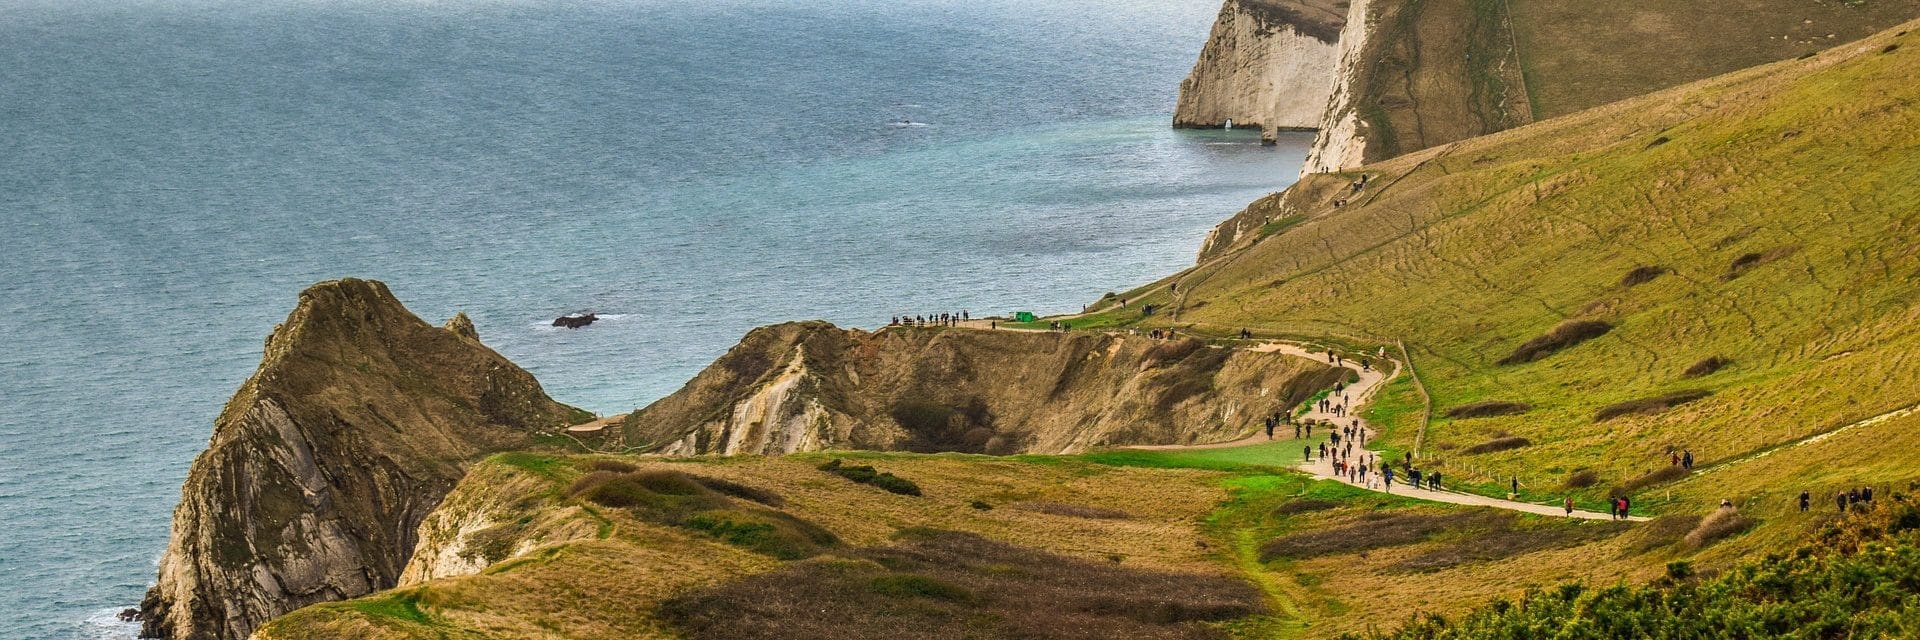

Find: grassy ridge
1137;25;1920;525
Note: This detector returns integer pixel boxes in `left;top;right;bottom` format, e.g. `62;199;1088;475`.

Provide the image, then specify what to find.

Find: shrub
1594;390;1711;421
869;574;975;603
1462;436;1532;455
969;500;993;511
1685;508;1755;549
1499;320;1613;365
587;459;638;474
1563;469;1601;489
1015;502;1131;520
1444;401;1531;419
1683;356;1730;378
818;459;922;496
1620;265;1667;286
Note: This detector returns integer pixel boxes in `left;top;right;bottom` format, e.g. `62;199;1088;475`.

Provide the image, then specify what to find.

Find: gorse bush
818;459;922;496
1344;499;1920;640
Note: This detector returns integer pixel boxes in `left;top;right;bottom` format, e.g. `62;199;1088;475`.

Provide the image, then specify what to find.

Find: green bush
818;459;922;496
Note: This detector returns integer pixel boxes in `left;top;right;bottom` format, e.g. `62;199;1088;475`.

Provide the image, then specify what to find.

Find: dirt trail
1136;340;1643;521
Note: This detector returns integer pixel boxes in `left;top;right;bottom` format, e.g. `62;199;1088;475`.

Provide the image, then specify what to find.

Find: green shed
1012;311;1036;323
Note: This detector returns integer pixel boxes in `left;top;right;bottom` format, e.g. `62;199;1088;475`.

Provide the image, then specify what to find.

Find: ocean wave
78;607;139;640
887;121;930;128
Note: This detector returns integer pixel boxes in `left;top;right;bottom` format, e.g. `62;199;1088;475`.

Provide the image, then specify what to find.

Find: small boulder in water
552;313;598;329
118;608;141;622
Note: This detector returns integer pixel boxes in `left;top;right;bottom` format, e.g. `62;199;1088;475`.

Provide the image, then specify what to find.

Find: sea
0;0;1311;636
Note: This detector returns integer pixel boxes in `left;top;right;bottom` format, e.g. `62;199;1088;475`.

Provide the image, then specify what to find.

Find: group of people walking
1802;486;1878;513
891;311;969;328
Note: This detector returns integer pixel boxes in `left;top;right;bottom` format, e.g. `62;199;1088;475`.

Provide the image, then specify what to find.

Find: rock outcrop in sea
1173;0;1346;144
138;279;587;640
622;321;1344;456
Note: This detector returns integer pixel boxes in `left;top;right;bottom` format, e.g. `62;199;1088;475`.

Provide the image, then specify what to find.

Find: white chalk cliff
1174;0;1347;143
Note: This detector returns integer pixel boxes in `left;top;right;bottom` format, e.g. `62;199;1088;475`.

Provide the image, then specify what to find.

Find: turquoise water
0;0;1308;636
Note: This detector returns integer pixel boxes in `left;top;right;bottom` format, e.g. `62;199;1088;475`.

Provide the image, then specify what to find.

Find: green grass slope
1325;0;1918;165
1133;22;1920;551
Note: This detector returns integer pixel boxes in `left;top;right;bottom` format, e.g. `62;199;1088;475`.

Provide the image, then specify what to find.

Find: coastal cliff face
1301;0;1531;175
1173;0;1347;141
138;279;586;640
625;322;1343;456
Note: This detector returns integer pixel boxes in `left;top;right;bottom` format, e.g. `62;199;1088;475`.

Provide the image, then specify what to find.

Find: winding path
1136;340;1641;521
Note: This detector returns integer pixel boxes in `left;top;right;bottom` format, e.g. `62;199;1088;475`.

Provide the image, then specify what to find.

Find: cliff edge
1173;0;1347;142
624;322;1344;456
138;279;586;640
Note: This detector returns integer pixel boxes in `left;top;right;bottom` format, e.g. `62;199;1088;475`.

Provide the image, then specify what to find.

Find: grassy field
1087;22;1920;565
258;446;1721;639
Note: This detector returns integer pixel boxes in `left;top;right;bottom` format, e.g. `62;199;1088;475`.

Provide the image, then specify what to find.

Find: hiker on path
1303;445;1312;462
1865;487;1875;503
1799;491;1811;512
1838;491;1849;513
1294;423;1302;439
1384;467;1395;493
1564;497;1575;516
1682;450;1694;471
1429;472;1442;491
1265;417;1275;440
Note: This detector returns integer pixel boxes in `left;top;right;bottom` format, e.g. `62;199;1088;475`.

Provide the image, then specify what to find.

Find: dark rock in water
553;313;598;329
117;608;140;622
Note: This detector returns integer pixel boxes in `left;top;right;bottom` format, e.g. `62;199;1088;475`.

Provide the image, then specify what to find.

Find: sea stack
138;279;586;640
1173;0;1347;144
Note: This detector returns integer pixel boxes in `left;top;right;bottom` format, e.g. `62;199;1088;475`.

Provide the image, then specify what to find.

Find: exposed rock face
396;460;601;587
1174;0;1347;142
625;322;1344;456
1301;0;1532;175
139;279;585;640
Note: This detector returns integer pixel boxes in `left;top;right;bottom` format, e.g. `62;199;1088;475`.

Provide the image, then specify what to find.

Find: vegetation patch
661;529;1262;640
1014;501;1131;520
1461;436;1532;455
569;468;835;558
1610;465;1691;498
818;458;923;496
1498;320;1613;365
1273;498;1341;515
1346;501;1920;640
1594;390;1712;421
1444;401;1531;419
1627;514;1704;553
1682;356;1731;378
1259;511;1506;561
1391;519;1629;573
1619;265;1667;287
1562;469;1601;489
1684;508;1755;549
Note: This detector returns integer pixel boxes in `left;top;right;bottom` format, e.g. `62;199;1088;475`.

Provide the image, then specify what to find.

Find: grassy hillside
1113;21;1920;564
1350;496;1920;639
1325;0;1918;165
257;443;1721;639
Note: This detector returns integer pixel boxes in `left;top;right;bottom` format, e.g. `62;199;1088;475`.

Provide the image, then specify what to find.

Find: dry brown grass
1015;501;1132;520
1686;508;1756;549
660;529;1261;640
1594;390;1711;422
1391;520;1628;573
1260;511;1506;561
1445;401;1532;419
1498;320;1613;365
